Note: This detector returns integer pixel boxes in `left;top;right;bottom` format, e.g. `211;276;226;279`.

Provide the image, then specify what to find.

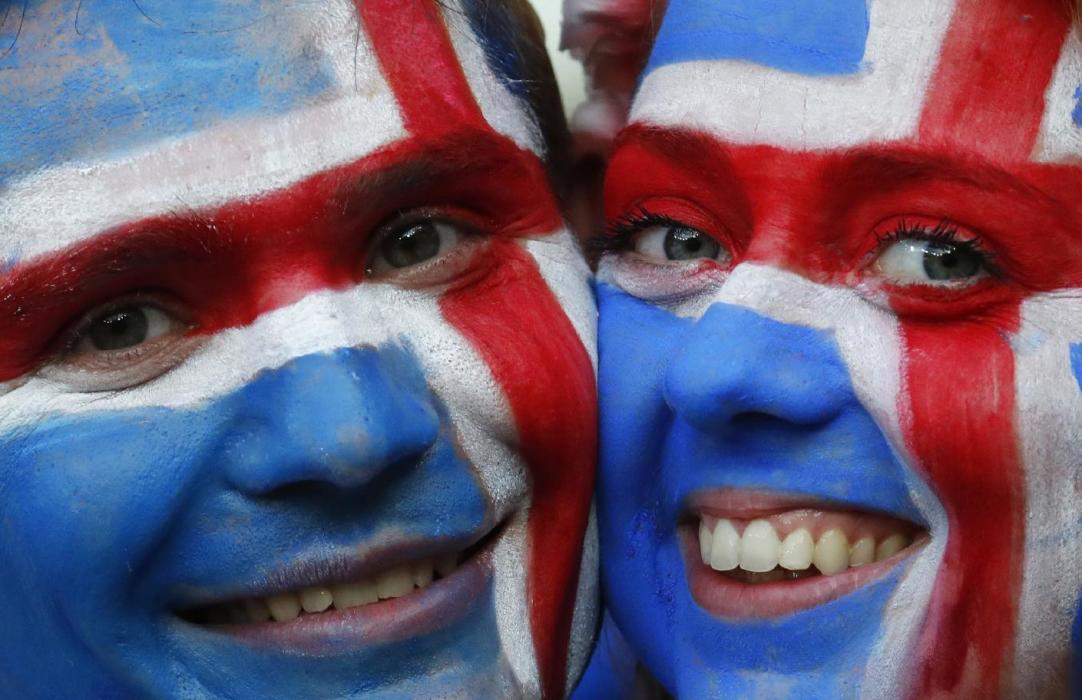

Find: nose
664;303;852;433
220;345;441;495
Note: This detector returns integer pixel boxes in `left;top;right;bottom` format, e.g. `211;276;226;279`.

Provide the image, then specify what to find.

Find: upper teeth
698;517;911;576
204;553;459;626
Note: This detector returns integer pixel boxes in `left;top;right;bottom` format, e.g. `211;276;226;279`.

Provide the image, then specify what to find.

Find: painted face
0;1;597;697
595;0;1082;697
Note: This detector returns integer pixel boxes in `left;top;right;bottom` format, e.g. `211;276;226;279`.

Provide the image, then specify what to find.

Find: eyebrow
824;149;1054;202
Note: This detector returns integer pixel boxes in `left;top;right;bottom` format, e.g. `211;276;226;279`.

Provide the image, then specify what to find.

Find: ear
560;0;667;247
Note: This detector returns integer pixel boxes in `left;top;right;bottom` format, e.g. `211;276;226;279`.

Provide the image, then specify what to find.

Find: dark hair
459;0;573;200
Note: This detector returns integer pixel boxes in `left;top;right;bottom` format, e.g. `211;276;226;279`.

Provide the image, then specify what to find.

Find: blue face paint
1072;86;1082;128
1072;344;1082;394
0;344;514;698
1073;591;1082;696
645;0;870;78
0;1;335;188
595;283;922;696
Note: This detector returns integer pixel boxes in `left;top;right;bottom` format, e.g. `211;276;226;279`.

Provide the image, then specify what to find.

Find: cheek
440;240;597;696
1;415;195;580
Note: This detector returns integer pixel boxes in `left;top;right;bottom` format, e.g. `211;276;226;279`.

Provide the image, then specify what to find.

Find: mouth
683;491;927;618
175;519;508;649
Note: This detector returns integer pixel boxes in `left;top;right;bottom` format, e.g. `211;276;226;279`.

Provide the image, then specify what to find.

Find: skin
0;1;596;698
588;0;1082;697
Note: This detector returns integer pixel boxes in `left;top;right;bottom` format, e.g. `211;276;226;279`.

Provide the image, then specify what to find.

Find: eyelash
876;219;1003;277
592;207;687;256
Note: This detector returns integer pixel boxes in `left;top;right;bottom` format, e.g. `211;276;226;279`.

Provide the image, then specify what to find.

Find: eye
632;224;729;264
75;305;176;353
41;300;199;392
366;219;467;276
872;224;992;287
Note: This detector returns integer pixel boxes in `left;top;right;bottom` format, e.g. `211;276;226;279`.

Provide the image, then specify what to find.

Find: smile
175;519;509;650
182;552;464;626
682;491;928;618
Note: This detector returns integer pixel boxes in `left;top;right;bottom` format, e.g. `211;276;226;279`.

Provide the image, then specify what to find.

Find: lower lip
190;547;495;653
681;526;926;619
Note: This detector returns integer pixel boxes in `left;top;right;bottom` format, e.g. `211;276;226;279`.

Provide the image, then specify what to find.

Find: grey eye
368;221;463;275
634;225;728;263
80;305;175;352
875;239;987;285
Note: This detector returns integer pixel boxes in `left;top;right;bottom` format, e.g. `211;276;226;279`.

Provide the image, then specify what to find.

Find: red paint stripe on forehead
441;240;596;699
899;311;1025;697
359;0;487;137
918;0;1070;161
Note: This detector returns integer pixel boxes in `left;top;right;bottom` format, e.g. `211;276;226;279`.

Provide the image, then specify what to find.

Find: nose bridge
664;302;853;432
220;345;441;495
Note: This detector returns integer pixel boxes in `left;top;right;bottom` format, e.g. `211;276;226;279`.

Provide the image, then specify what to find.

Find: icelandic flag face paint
0;1;597;698
592;0;1082;697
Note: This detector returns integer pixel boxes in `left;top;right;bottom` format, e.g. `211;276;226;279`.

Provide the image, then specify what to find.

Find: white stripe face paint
1033;31;1082;164
1008;294;1082;696
1;0;405;261
443;3;546;157
631;0;956;150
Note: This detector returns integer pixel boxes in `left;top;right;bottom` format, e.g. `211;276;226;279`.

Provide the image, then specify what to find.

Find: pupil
664;227;719;261
89;307;149;351
923;242;981;280
382;223;441;268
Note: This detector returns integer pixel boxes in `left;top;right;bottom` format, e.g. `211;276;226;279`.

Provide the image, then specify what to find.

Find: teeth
709;519;741;571
813;528;850;575
778;528;814;571
699;519;714;565
266;592;302;622
376;566;415;600
413;560;434;588
698;514;915;580
739;519;780;573
849;537;875;567
331;581;379;609
300;586;333;614
203;554;462;625
876;533;909;561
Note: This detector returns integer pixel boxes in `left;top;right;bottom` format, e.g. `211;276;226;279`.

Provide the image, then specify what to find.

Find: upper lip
168;518;502;613
683;488;928;528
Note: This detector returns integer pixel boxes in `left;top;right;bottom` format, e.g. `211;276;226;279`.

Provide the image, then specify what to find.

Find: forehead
0;0;540;261
0;0;361;188
634;0;1082;163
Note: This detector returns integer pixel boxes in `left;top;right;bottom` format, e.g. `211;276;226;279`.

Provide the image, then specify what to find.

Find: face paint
0;1;596;697
590;0;1082;697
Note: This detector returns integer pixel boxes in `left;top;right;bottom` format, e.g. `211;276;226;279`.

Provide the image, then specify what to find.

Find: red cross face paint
0;2;596;698
577;0;1082;697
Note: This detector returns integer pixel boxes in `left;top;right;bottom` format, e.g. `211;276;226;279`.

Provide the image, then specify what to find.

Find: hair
456;0;573;200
